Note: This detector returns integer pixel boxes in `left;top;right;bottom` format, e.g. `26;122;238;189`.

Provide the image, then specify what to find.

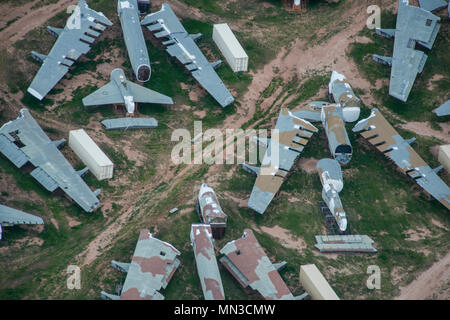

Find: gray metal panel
433;100;450;116
0;109;100;212
315;235;377;253
141;3;234;108
0;134;29;168
27;0;112;100
101;117;158;130
118;0;151;82
418;0;448;11
382;0;441;102
0;204;44;225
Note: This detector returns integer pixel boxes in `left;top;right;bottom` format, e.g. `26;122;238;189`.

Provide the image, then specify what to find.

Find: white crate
213;23;248;72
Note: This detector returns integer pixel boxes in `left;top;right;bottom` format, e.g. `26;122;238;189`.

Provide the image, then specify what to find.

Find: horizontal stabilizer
405;137;416;145
190;33;202;41
128;81;173;105
77;167;89;177
372;54;392;67
46;26;63;37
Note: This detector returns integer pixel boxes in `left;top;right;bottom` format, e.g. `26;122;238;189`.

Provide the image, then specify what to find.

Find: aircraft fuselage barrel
118;0;151;82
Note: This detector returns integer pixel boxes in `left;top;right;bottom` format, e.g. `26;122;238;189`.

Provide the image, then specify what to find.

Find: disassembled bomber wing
353;108;450;210
0;109;100;212
101;229;181;300
0;204;44;240
373;0;441;102
243;108;318;214
219;229;301;300
141;3;234;108
27;0;113;100
190;224;225;300
418;0;448;12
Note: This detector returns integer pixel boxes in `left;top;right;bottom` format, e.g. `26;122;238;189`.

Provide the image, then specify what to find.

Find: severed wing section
0;109;100;212
127;81;173;104
27;0;112;100
82;81;123;106
375;0;440;102
246;108;318;214
0;204;44;240
353;108;450;210
104;230;181;300
141;3;234;108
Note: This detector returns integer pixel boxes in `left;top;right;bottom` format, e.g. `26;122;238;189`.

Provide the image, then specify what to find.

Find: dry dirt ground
0;0;448;300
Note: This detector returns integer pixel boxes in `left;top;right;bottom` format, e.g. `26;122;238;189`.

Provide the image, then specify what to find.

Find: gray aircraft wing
141;3;234;108
418;0;448;12
27;0;112;100
433;100;450;116
82;81;124;106
377;0;440;102
245;108;318;214
127;81;174;104
0;204;44;226
0;109;100;212
353;108;450;210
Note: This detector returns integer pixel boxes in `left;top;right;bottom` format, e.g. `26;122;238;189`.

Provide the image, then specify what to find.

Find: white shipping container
69;129;114;180
213;23;248;73
299;264;339;300
438;145;450;173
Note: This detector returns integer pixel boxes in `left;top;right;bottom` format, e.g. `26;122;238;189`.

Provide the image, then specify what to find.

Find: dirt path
0;0;77;48
396;251;450;300
400;122;450;144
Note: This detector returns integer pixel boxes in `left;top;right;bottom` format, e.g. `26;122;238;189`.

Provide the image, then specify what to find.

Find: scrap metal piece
141;3;234;108
418;0;448;12
0;109;100;212
314;235;377;253
219;229;297;300
101;117;158;130
328;71;362;121
197;183;227;239
373;0;441;102
101;229;181;300
433;100;450;117
316;159;347;232
244;108;318;214
190;224;225;300
353;108;450;210
0;204;44;240
118;0;151;81
83;68;173;115
27;0;112;100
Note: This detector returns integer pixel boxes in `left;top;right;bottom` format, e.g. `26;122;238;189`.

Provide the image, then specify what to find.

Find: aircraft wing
127;81;173;105
247;108;318;214
141;3;234;108
0;109;100;212
353;108;450;210
387;0;440;102
82;82;124;106
119;230;181;300
27;0;112;100
0;204;44;225
291;101;329;121
433;100;450;117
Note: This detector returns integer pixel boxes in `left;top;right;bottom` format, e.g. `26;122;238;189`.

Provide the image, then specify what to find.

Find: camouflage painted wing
119;230;181;300
248;108;318;214
353;108;450;210
27;0;112;100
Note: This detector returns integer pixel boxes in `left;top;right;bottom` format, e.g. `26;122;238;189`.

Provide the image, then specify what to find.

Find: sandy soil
260;225;307;252
298;157;319;174
400;122;450;144
396;251;450;300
